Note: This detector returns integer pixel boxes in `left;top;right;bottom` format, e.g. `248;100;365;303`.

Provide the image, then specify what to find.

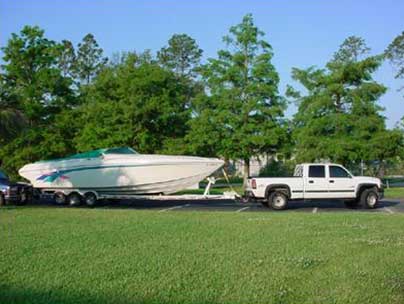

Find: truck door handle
309;180;314;184
329;180;335;183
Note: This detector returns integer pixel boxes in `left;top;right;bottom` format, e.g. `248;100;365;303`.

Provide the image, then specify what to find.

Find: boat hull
19;155;224;195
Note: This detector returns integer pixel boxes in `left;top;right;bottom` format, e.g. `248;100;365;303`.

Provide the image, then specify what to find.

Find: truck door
327;165;356;198
304;165;328;199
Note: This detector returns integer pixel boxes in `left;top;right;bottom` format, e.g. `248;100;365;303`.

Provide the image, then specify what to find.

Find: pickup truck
245;163;384;210
0;169;33;206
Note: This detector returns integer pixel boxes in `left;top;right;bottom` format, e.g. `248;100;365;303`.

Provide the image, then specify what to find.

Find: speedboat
18;147;224;195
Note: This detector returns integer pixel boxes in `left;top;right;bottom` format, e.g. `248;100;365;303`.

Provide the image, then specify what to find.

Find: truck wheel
269;191;288;210
84;192;97;207
0;194;5;207
68;193;82;207
344;200;359;209
54;192;67;205
360;188;379;209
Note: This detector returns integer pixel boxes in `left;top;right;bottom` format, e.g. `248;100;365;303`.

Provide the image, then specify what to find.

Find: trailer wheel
54;192;67;205
0;194;5;207
68;192;82;207
84;192;97;207
269;191;288;210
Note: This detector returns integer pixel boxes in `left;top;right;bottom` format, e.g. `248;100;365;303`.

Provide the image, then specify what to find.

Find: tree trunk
243;158;250;189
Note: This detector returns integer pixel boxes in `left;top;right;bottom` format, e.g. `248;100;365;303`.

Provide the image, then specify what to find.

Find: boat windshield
36;147;138;163
103;147;138;155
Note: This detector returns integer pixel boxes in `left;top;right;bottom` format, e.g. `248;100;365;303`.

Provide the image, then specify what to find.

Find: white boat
18;147;224;196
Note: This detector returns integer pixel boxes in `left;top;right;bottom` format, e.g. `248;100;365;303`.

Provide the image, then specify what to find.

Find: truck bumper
240;191;262;204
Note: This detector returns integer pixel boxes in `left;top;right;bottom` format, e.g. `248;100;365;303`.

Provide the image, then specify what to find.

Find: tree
58;40;76;78
74;53;191;153
75;34;107;85
158;34;203;78
0;78;26;143
1;25;74;125
385;31;404;85
289;36;399;175
187;14;287;186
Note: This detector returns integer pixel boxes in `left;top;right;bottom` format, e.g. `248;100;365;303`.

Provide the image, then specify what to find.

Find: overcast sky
1;0;403;127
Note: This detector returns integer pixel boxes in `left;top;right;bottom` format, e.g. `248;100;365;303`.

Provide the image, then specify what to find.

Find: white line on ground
236;206;250;213
383;207;395;214
158;204;190;212
312;207;318;214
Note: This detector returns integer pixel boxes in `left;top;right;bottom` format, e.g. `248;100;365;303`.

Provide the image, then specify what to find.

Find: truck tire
0;194;5;207
360;188;379;209
68;193;82;207
268;191;288;210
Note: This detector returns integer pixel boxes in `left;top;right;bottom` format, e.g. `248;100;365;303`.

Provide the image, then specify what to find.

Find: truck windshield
0;170;8;180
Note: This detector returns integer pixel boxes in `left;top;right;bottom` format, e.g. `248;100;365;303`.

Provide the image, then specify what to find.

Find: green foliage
289;36;402;175
74;33;107;85
158;33;203;77
385;31;404;82
259;158;296;177
1;26;75;124
73;53;191;154
187;14;287;183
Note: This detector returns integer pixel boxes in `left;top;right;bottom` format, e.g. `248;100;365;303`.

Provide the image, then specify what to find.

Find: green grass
1;207;404;303
385;187;404;199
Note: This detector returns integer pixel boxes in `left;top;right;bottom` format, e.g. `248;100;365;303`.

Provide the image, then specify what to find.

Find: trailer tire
268;191;288;210
84;192;97;207
68;192;82;207
54;192;67;205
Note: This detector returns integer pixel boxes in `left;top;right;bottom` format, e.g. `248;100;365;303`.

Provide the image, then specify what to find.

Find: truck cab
0;169;33;206
246;163;384;210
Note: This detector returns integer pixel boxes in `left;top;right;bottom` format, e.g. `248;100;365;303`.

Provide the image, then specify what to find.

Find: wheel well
265;184;291;199
356;184;378;198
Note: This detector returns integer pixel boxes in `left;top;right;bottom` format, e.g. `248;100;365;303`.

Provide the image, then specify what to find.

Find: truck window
308;165;325;178
294;165;303;177
329;166;351;178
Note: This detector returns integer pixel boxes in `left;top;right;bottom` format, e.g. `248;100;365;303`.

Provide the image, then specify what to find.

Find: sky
1;0;403;127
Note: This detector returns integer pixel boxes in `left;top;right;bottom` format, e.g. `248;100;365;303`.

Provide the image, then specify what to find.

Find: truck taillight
251;179;257;189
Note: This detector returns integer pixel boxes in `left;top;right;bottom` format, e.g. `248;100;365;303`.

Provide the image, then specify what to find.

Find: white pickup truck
245;163;384;210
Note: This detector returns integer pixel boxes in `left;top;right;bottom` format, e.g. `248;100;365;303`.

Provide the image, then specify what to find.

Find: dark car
0;169;33;206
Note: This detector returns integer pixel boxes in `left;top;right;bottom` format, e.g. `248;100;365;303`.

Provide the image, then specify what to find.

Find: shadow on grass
0;285;220;304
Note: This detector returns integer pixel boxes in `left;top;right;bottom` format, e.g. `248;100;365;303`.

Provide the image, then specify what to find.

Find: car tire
344;200;359;209
84;192;97;207
360;188;379;209
268;191;288;210
68;193;82;207
0;194;5;207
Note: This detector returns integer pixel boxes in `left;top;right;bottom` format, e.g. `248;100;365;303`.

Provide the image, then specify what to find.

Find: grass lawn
1;207;404;304
385;187;404;199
